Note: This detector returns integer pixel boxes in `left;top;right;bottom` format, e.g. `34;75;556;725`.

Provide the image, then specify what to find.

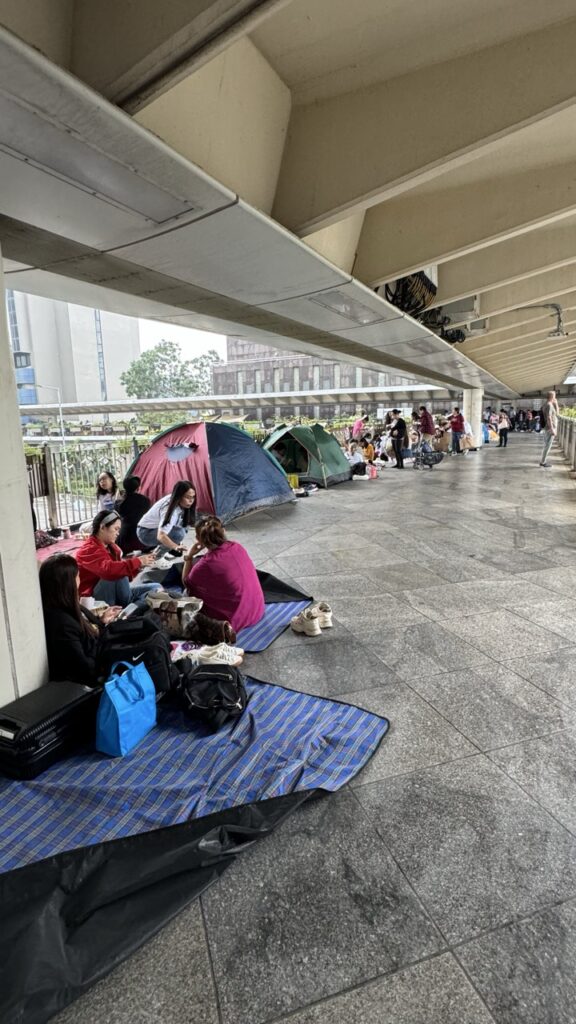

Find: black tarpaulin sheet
0;680;389;1024
256;570;312;604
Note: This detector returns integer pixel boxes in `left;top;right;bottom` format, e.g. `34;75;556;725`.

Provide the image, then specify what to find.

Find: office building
6;291;140;409
212;337;417;419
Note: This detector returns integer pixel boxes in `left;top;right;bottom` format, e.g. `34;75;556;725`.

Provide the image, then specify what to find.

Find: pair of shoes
194;642;244;666
291;602;333;637
539;462;550;468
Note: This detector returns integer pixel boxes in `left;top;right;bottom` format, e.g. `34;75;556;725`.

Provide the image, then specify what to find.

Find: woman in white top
96;471;118;512
136;480;196;554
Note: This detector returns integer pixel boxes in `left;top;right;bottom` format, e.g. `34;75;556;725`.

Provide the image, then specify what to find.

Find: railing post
43;444;59;528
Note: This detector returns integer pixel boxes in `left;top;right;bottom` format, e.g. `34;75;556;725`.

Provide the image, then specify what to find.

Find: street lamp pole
36;384;72;501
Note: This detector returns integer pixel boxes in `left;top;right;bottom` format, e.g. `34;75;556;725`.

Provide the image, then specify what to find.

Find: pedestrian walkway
54;433;576;1024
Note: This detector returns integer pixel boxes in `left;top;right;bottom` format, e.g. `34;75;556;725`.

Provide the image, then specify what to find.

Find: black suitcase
0;681;101;780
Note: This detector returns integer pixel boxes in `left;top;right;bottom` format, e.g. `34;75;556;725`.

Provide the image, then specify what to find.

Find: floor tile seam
493;606;576;645
448;891;576;956
348;785;453;946
482;745;576;841
404;664;576;746
506;605;576;639
398;677;488;755
478;724;574;758
496;661;576;710
260;949;464;1024
352;748;484;790
430;616;576;660
199;895;225;1024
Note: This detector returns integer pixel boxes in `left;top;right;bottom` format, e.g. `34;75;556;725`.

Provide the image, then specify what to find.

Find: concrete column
462;388;484;447
0;247;48;703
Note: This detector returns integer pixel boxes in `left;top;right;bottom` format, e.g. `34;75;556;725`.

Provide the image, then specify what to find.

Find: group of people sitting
343;404;479;471
39;476;265;685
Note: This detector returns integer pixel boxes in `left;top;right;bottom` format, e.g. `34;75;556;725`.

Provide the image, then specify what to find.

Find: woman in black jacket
114;475;151;554
39;554;120;684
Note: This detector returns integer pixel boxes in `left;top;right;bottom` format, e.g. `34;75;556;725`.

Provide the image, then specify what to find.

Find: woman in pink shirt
182;516;265;633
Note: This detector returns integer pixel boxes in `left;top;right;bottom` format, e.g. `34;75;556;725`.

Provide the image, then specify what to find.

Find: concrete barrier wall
558;416;576;470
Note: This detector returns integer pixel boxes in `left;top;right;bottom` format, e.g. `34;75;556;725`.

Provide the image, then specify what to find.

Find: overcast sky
138;318;227;361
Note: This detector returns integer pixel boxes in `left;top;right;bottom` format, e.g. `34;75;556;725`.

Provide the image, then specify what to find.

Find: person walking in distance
418;405;436;447
540;390;559;467
390;409;407;469
449;406;465;455
498;412;511;448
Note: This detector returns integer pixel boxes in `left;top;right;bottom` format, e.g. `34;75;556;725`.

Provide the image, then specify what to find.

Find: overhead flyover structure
19;385;451;420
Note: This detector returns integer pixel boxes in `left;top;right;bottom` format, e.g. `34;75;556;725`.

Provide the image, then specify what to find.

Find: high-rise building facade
212;337;416;419
6;291;140;410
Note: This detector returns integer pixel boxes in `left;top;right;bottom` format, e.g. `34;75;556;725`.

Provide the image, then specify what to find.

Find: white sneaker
291;607;321;637
195;643;244;666
312;601;333;628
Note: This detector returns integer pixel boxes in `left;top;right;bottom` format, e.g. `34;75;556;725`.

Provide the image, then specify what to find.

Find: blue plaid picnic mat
0;679;388;874
236;600;310;651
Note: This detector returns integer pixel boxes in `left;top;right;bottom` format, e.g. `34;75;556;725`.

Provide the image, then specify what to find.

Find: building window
93;310;108;400
6;290;20;351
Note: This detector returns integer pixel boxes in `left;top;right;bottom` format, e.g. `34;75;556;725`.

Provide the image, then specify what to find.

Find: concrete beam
273;18;576;234
479;295;576;337
355;162;576;286
431;219;576;308
71;0;291;110
468;314;576;353
478;267;576;321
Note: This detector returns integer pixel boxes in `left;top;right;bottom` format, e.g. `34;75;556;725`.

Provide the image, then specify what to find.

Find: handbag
146;592;203;638
177;663;247;731
96;660;157;756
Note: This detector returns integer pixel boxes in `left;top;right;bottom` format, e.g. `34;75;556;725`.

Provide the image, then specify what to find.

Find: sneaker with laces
312;601;333;628
194;643;244;666
291;607;321;636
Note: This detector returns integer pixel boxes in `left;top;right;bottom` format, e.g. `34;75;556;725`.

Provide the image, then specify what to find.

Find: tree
120;341;221;399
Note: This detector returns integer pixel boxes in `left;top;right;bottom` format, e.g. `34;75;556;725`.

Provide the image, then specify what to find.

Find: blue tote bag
96;660;157;757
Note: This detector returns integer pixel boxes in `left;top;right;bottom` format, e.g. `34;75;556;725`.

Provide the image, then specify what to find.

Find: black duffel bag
177;662;247;731
96;613;178;694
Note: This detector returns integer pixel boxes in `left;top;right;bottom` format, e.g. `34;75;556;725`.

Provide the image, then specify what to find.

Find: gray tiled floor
54;433;576;1024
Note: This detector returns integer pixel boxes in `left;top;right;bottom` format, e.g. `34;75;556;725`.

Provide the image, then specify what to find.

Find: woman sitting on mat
39;553;117;684
136;480;196;555
76;510;162;607
182;516;264;632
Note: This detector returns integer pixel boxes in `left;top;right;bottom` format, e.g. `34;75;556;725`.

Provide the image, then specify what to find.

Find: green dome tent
264;423;352;488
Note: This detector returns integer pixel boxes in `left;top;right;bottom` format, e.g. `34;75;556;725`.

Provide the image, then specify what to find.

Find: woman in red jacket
76;510;162;607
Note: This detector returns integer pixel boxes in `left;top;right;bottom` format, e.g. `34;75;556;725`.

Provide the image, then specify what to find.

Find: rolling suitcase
0;681;101;780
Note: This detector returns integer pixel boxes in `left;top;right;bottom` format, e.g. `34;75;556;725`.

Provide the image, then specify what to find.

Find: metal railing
557;416;576;471
27;439;143;531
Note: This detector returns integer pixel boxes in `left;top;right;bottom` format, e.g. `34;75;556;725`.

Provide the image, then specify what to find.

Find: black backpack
176;662;247;731
539;408;547;429
96;613;178;694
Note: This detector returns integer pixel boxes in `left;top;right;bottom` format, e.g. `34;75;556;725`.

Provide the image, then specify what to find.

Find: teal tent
264;423;351;487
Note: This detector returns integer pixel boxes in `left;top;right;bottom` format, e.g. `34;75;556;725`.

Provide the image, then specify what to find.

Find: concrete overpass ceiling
3;4;576;395
0;27;515;400
252;0;576;105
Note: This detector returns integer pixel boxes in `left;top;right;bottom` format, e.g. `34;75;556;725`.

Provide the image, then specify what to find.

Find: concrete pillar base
462;388;484;448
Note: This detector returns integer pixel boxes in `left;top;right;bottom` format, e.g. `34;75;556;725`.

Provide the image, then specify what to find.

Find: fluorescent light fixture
0;92;194;223
308;289;389;325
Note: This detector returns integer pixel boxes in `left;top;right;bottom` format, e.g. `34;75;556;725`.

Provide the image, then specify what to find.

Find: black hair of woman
96;471;117;498
162;480;196;528
39;553;92;634
122;475;141;496
91;508;121;537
